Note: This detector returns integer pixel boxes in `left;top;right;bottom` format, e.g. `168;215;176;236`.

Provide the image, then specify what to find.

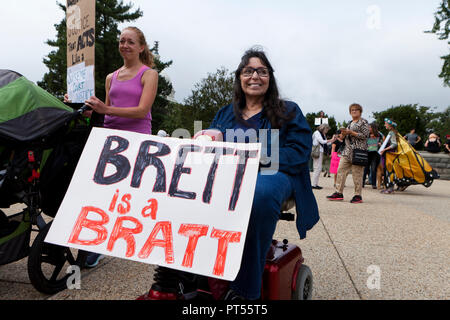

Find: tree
38;5;68;99
372;104;439;148
427;0;450;87
164;67;234;135
305;111;338;136
426;106;450;140
149;42;174;133
38;1;174;133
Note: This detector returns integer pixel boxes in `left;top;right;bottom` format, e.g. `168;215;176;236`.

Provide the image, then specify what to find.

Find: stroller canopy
0;70;74;142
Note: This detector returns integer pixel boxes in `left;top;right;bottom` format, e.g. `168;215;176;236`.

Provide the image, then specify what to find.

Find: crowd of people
59;25;448;300
310;107;448;202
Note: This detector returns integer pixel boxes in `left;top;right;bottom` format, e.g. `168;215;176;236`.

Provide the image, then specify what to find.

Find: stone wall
419;151;450;180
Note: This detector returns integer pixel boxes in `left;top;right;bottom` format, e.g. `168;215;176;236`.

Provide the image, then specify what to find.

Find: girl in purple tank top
85;26;158;135
81;26;159;268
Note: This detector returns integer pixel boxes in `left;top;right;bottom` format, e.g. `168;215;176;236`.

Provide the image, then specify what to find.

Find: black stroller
0;69;91;294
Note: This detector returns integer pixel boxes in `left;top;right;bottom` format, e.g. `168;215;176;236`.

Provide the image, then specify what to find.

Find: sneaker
326;192;344;201
85;253;105;268
311;186;323;190
138;266;198;300
350;195;363;203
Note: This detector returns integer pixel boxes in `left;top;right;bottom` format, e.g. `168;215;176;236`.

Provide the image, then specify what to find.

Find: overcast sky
1;0;449;123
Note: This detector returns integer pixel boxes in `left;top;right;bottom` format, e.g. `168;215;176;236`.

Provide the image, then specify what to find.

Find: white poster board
45;128;261;281
314;117;328;125
67;62;95;102
378;134;391;155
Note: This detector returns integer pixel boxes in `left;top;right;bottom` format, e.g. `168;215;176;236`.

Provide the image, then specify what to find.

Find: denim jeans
229;171;295;299
363;151;380;187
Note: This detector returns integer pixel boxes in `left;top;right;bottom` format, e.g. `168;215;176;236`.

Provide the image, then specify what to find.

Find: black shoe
222;288;247;301
312;186;323;190
147;266;198;300
350;195;363;203
326;192;344;200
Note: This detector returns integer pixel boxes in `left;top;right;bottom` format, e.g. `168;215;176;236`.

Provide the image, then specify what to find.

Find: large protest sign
45;128;261;280
66;0;95;102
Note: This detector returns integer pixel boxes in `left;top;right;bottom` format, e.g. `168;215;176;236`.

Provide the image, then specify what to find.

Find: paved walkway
1;174;449;300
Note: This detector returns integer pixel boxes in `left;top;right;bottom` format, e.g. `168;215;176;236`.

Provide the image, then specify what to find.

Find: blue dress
209;101;319;299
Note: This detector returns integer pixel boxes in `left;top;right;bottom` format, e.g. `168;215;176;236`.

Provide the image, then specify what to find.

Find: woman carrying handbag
326;103;370;203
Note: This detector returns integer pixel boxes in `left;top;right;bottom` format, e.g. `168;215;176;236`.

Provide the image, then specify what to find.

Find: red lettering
107;216;143;257
68;206;109;246
138;221;174;263
178;224;209;268
141;198;158;220
109;189;120;212
210;228;241;276
117;193;132;214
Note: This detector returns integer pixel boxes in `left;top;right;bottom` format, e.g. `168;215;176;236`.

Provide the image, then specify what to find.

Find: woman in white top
312;124;335;189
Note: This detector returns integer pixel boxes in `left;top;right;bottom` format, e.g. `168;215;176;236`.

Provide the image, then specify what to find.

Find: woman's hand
64;93;71;103
85;96;110;115
193;129;223;141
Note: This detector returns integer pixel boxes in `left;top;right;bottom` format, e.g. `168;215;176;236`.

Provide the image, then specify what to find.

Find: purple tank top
104;65;152;134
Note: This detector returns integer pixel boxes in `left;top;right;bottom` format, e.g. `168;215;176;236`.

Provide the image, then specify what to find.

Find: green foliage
426;0;450;87
149;42;174;133
161;67;234;136
426;106;450;140
37;3;67;99
372;104;440;149
305;111;338;136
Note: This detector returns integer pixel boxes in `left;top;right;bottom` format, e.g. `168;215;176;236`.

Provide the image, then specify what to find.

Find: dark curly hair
233;47;294;129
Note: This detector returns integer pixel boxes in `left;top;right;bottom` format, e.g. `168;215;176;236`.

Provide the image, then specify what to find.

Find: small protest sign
67;62;95;103
314;117;328;125
45;128;261;280
66;0;95;102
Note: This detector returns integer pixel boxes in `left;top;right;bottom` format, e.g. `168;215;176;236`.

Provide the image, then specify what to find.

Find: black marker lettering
94;136;130;185
131;140;170;192
168;145;202;200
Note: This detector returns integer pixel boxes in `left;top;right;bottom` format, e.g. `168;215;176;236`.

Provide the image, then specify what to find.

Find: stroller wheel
27;221;88;294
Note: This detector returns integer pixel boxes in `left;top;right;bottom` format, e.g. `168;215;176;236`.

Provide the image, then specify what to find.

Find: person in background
326;103;370;203
424;133;442;153
404;128;421;149
363;122;383;189
379;118;398;194
311;124;335;189
329;130;344;188
157;129;169;137
444;134;450;154
76;26;158;268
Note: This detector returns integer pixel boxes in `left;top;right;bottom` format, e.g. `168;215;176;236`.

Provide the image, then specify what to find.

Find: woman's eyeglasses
241;67;270;78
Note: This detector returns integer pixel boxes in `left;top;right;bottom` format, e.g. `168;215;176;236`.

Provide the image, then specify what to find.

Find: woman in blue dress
143;48;319;300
